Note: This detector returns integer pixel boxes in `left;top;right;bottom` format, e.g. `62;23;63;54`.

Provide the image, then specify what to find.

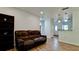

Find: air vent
62;7;69;10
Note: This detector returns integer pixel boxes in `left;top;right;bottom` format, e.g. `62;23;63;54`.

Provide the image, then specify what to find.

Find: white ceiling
16;7;63;18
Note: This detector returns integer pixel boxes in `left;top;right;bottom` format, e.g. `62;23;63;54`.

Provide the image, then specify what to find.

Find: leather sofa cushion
24;40;34;45
17;39;24;42
16;31;29;37
28;30;40;35
29;35;40;39
34;37;46;42
16;36;29;40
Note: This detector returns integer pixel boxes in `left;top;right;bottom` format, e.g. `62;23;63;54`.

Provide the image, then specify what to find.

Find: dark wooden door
0;13;14;51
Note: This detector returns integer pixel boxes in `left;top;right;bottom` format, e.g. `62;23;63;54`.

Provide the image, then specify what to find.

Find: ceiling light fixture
58;20;61;23
40;11;44;14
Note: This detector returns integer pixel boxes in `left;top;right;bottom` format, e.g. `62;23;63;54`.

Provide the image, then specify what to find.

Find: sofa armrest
17;39;24;42
40;35;47;42
41;35;47;38
16;39;24;46
16;38;24;50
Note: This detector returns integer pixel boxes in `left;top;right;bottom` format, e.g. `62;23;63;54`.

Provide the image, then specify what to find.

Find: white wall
0;7;40;30
59;8;79;46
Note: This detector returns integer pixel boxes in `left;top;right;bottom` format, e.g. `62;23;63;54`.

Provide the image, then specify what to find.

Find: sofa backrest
15;30;41;37
15;30;29;37
28;30;41;35
15;30;43;41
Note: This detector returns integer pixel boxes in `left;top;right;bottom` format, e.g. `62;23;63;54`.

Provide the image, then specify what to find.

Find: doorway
40;19;45;35
53;15;59;37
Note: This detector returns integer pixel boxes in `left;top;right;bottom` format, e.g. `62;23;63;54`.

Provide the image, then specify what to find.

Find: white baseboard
59;40;79;46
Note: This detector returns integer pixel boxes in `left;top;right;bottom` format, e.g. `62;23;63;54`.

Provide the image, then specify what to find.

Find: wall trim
59;40;79;47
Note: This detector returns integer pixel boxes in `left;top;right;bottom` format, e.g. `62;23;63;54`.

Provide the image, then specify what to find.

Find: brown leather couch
15;30;47;51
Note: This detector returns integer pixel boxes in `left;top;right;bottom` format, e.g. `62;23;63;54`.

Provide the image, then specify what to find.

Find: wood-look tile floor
9;37;79;51
30;37;79;51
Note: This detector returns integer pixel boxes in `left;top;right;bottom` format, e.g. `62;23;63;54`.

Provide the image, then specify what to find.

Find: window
55;25;58;31
62;25;68;30
55;12;72;31
62;12;72;31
